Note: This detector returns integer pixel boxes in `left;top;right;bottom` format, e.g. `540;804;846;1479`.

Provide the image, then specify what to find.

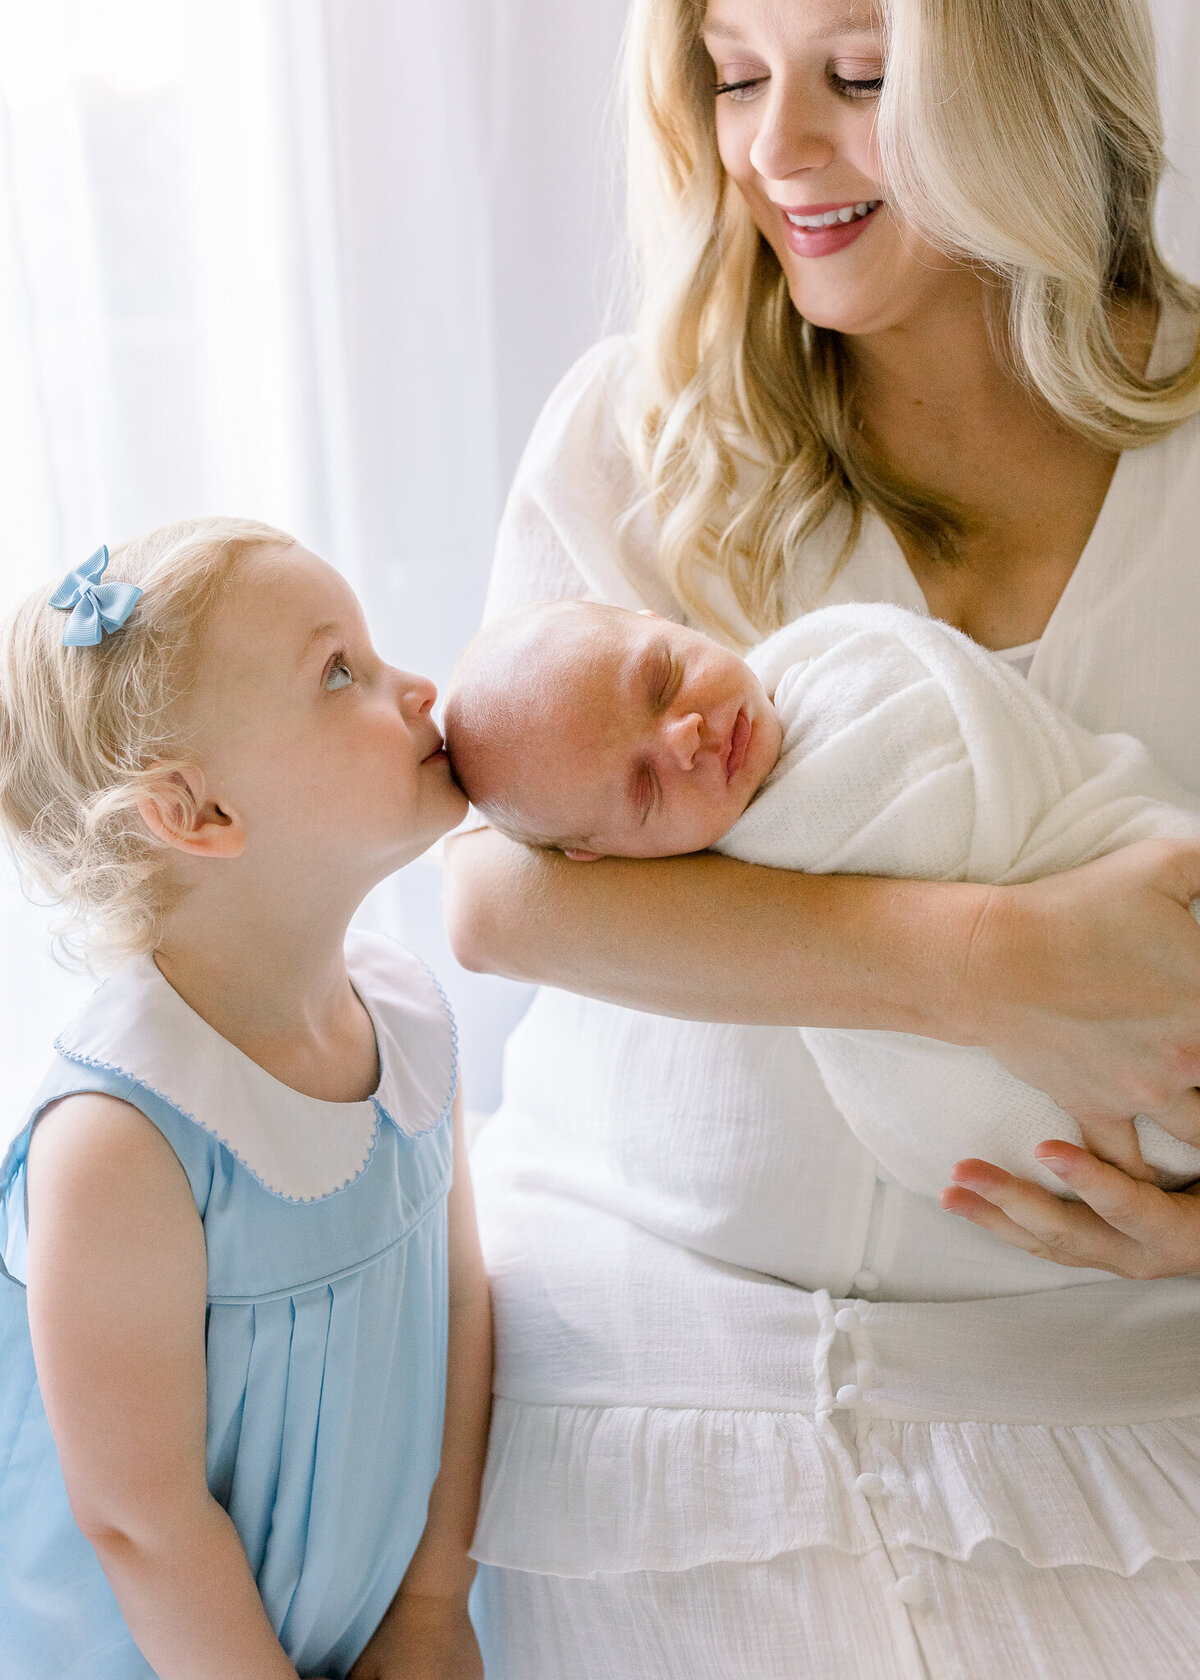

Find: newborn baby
444;598;1200;1199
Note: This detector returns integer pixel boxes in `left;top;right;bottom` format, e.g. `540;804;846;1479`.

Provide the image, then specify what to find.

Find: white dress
468;307;1200;1680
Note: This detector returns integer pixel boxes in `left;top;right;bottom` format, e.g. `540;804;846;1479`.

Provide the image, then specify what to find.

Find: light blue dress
0;929;456;1680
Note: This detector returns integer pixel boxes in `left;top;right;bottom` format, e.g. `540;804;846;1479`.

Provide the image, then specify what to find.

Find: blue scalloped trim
51;1040;383;1206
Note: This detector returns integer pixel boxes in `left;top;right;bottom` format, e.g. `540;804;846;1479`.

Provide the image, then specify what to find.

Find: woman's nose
657;711;704;772
747;84;837;183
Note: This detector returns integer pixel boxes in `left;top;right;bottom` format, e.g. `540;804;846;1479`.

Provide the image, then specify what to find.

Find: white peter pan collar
54;930;456;1204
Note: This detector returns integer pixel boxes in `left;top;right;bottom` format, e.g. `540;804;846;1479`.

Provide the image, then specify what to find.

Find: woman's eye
325;657;353;692
829;71;884;99
714;76;767;102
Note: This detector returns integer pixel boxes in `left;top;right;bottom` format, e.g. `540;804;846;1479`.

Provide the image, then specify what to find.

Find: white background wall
0;0;1196;1124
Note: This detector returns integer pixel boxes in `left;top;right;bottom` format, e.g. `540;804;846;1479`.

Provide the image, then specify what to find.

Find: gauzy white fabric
468;304;1200;1672
715;602;1200;1196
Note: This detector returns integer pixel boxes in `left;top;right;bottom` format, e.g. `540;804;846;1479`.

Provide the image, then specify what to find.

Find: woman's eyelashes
829;71;883;99
713;63;884;103
324;654;353;692
714;75;766;101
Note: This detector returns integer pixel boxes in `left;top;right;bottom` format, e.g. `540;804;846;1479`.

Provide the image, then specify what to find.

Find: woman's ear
137;767;246;859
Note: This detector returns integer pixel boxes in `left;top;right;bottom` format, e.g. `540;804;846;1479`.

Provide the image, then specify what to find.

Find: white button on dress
834;1305;862;1330
855;1473;886;1498
852;1269;880;1293
892;1574;927;1607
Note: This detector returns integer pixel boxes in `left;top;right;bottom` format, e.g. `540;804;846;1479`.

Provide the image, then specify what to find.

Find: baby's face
495;608;783;859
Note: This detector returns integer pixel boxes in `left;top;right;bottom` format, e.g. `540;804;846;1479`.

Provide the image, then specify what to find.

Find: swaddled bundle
718;602;1200;1198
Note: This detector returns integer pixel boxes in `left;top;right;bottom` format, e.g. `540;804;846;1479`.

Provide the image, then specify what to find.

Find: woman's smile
776;197;884;257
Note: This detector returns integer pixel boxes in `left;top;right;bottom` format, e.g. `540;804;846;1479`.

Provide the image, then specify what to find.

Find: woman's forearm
445;829;1200;1125
445;826;986;1035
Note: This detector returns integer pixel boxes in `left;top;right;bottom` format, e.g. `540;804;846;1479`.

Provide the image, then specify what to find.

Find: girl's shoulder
0;933;456;1290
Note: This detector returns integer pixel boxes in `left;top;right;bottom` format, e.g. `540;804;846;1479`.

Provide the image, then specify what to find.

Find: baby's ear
562;846;604;863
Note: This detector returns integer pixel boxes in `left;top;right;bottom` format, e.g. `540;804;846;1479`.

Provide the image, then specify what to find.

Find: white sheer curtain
0;0;629;1121
0;0;1195;1124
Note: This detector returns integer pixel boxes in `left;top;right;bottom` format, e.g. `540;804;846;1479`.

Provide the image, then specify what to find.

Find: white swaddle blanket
716;602;1200;1199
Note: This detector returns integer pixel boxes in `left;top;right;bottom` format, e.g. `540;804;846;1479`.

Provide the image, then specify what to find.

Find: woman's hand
943;1143;1200;1279
348;1592;482;1680
960;841;1200;1132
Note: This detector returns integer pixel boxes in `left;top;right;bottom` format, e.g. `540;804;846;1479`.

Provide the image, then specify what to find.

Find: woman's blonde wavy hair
620;0;1200;641
0;516;294;967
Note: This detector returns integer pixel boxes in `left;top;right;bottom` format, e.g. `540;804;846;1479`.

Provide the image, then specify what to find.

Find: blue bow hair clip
48;546;143;648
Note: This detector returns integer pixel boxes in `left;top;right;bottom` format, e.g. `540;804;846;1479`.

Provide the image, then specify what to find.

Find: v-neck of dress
856;301;1186;680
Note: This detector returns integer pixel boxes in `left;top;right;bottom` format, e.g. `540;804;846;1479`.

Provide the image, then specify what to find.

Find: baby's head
444;600;782;859
0;519;465;963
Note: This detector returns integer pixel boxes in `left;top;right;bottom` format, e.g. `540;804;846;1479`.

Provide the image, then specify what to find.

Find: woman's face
702;0;970;338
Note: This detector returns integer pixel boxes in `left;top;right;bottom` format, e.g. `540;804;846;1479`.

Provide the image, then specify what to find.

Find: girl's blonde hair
0;516;294;966
621;0;1200;641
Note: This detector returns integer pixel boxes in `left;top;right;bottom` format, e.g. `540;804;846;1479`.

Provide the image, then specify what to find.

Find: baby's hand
349;1592;482;1680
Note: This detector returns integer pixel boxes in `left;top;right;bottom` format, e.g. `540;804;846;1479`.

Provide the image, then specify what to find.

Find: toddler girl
0;519;490;1680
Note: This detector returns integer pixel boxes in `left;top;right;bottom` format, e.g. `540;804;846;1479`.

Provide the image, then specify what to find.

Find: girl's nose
397;669;437;717
658;711;703;773
747;84;837;183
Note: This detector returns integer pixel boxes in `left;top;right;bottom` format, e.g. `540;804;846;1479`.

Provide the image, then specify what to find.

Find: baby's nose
660;711;704;771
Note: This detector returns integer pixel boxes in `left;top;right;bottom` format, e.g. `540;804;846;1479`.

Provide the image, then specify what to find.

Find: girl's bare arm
26;1096;304;1680
349;1089;490;1680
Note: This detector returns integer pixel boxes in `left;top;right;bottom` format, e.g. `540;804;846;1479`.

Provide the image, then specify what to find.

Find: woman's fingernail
1038;1155;1069;1176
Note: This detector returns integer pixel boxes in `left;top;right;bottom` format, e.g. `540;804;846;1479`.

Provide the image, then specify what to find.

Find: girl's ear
137;768;246;859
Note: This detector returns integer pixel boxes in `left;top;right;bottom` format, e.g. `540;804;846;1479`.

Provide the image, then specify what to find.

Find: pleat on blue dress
0;930;456;1680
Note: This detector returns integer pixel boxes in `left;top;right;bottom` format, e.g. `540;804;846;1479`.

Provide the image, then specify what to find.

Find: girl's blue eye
325;658;353;692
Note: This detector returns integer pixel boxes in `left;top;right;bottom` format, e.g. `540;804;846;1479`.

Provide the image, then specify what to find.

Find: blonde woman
448;1;1200;1674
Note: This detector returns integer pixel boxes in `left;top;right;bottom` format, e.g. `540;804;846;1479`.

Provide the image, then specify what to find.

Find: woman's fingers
943;1147;1200;1279
1074;1115;1155;1180
941;1159;1136;1272
1032;1141;1200;1260
978;843;1200;1123
1141;1086;1200;1148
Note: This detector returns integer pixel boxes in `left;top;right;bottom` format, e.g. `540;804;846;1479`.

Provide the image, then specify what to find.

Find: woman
448;0;1200;1674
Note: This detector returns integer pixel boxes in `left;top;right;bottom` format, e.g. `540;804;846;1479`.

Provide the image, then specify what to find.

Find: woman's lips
725;710;751;783
779;200;882;259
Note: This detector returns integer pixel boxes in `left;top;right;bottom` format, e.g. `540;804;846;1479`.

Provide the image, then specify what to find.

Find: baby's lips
724;710;751;782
